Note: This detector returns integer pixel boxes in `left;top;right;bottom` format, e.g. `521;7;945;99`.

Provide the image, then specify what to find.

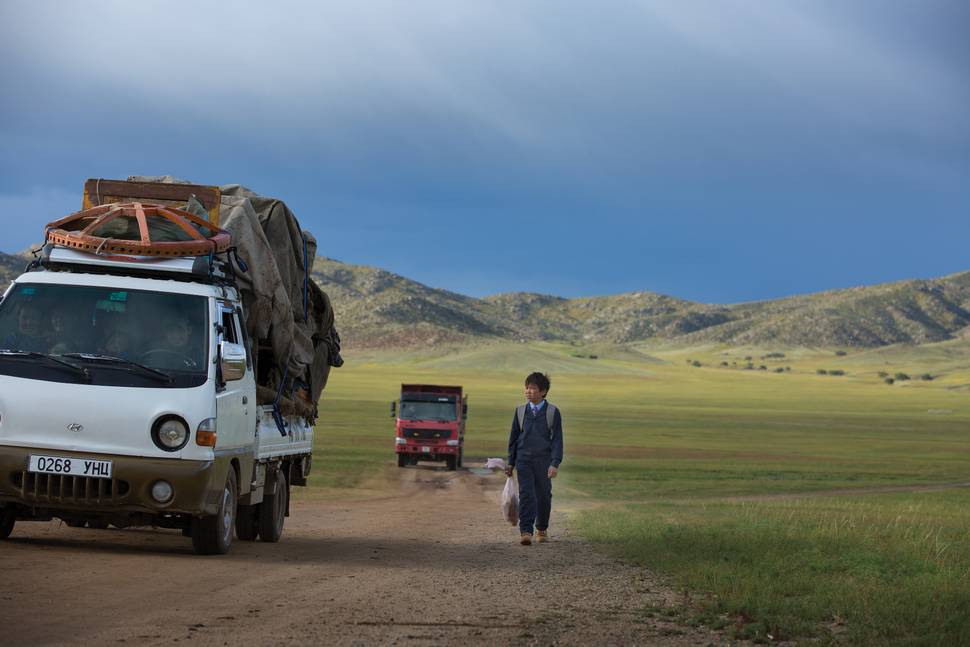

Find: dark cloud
1;1;967;301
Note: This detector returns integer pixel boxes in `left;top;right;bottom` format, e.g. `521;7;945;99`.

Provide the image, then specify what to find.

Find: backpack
516;403;559;440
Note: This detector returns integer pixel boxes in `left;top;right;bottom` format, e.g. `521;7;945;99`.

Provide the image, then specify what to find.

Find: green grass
308;340;970;644
578;492;970;645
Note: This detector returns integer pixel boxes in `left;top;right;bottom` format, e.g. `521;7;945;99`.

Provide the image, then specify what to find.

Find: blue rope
272;364;289;437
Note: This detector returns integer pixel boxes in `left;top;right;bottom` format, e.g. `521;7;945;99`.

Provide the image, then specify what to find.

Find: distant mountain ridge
0;251;27;288
4;249;970;349
310;257;970;349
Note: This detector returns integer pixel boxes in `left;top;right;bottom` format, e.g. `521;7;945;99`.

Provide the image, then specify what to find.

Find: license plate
28;454;113;479
421;446;431;453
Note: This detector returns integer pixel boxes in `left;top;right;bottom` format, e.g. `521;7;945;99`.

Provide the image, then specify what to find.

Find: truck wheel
235;504;259;541
0;506;15;539
446;455;457;471
258;471;287;543
458;449;464;468
192;468;237;555
397;454;408;468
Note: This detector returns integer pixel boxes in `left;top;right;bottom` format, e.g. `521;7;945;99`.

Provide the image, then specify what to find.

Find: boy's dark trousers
516;456;552;535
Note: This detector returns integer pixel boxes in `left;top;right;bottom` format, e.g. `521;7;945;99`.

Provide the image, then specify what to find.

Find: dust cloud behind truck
392;384;467;470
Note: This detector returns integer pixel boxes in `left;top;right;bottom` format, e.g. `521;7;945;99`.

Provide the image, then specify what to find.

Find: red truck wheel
397;454;408;468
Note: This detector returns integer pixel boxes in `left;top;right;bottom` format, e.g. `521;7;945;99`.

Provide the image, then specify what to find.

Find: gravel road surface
1;465;737;646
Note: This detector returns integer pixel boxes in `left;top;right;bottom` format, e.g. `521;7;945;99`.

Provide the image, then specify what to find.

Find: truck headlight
395;437;407;445
152;416;189;452
446;440;460;446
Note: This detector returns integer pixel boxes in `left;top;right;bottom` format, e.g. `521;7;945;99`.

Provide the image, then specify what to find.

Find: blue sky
1;1;967;303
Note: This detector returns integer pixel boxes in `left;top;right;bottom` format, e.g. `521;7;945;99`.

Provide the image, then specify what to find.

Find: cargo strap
515;403;558;440
301;233;309;323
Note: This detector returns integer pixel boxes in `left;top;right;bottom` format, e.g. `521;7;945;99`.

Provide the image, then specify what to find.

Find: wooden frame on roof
82;178;222;226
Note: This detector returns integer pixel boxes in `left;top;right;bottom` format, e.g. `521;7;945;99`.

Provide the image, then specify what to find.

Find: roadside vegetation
309;340;970;645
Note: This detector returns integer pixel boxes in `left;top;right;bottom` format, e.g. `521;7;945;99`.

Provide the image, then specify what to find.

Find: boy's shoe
520;533;533;546
536;529;548;543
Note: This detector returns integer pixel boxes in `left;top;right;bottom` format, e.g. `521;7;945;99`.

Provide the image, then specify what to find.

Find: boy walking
505;372;564;545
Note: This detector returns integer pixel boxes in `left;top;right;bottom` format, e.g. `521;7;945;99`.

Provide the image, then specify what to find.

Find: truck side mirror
462;403;468;418
220;341;247;381
390;401;397;418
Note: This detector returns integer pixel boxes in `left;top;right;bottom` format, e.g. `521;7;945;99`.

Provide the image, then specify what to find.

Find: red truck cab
392;384;467;470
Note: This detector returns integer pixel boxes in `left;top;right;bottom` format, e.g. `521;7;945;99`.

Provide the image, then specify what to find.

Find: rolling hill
311;257;970;349
0;251;27;289
4;248;970;350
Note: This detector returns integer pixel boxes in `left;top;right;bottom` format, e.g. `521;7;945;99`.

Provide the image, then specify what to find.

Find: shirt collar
529;400;546;412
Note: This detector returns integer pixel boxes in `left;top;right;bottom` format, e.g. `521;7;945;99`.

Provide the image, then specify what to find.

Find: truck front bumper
395;444;459;455
0;446;229;516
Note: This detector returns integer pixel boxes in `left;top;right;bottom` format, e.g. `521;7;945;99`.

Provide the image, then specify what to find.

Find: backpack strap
516;404;527;431
546;403;558;440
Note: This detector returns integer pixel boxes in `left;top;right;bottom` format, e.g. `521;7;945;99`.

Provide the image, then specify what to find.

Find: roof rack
29;245;242;287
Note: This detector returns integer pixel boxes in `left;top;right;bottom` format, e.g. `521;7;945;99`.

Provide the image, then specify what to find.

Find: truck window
399;396;458;421
220;308;238;344
0;283;208;388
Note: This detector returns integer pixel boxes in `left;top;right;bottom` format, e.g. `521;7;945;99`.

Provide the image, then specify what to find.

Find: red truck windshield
400;400;456;421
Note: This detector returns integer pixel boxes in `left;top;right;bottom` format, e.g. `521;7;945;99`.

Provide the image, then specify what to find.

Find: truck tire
397;454;408;468
235;504;259;541
192;469;237;555
446;455;457;471
458;448;464;468
258;471;287;543
0;506;15;539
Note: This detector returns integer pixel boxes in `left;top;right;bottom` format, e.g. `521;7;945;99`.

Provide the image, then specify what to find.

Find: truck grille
13;472;130;504
402;428;452;441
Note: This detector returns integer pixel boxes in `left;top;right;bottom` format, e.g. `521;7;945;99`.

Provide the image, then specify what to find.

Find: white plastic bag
485;457;507;470
501;475;518;526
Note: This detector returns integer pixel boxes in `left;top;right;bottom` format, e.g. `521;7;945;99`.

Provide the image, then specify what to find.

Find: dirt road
0;465;733;646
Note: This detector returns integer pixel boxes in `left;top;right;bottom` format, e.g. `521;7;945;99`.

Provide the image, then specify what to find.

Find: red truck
392;384;467;470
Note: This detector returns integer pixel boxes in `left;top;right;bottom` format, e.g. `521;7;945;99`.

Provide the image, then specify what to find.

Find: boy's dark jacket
507;402;564;468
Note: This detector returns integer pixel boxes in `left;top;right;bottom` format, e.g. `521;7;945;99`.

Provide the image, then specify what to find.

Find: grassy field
306;340;970;645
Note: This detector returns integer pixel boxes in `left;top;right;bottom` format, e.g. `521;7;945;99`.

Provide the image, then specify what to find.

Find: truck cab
0;192;324;554
392;384;466;470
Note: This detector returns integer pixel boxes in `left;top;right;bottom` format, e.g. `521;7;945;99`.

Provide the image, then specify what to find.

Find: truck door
215;302;255;449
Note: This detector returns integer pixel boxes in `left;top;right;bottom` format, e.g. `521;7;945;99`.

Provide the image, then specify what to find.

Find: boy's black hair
525;371;551;394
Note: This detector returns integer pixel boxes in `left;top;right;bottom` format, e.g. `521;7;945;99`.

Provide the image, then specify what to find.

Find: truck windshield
400;400;457;421
0;283;208;388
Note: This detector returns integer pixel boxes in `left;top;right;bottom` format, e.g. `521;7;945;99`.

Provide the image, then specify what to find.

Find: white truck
0;179;339;554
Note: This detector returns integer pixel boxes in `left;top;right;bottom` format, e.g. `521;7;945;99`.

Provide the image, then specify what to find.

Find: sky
1;1;968;303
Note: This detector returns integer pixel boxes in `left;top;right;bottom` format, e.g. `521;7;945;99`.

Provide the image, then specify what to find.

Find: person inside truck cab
48;306;83;355
140;313;197;368
98;319;132;358
2;303;49;353
162;314;192;348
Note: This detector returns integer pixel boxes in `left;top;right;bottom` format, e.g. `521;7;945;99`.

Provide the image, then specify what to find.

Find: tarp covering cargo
128;176;342;421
